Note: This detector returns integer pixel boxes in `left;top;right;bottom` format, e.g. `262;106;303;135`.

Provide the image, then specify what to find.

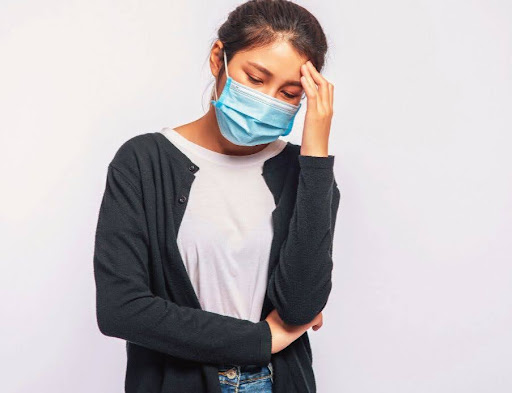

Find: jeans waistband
218;361;272;372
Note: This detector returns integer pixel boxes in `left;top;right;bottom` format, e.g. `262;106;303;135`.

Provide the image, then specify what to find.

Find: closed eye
247;75;263;84
283;91;298;99
248;74;299;100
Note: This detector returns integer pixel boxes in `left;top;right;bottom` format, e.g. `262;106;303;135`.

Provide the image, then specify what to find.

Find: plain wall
1;1;511;392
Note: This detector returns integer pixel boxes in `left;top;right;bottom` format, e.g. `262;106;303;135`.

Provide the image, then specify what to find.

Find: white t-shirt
159;127;287;322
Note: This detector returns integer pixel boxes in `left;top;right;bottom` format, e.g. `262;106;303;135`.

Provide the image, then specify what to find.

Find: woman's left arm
266;157;340;326
266;60;340;326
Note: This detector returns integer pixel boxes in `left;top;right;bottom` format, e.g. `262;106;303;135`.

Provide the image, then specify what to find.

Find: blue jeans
218;362;273;392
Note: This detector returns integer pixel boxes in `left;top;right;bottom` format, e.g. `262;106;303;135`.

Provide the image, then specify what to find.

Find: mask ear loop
223;49;229;79
214;49;229;102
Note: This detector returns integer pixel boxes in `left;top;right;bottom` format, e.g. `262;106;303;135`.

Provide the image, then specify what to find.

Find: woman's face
212;40;308;107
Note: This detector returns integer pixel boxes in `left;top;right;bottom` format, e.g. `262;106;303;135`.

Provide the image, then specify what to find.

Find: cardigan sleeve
266;154;341;326
93;164;272;366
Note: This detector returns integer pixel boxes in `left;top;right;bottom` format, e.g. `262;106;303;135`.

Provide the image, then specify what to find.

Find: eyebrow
247;61;303;88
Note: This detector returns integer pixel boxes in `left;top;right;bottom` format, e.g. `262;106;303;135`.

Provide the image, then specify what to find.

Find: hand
299;60;334;157
265;309;324;354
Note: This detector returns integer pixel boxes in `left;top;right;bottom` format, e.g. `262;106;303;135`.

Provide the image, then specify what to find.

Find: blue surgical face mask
210;50;302;146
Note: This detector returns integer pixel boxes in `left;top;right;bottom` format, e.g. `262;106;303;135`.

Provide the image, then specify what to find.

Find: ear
210;40;224;78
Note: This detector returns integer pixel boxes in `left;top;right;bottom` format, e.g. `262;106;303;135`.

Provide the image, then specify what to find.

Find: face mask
211;50;302;146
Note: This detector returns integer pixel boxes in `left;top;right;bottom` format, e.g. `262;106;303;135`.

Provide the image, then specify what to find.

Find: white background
1;1;511;392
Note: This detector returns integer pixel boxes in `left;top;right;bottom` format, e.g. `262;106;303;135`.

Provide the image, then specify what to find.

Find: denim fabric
218;362;273;392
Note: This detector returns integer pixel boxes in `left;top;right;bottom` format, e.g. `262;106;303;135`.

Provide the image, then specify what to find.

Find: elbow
277;299;330;327
96;307;113;337
270;282;332;327
277;307;317;326
96;304;122;338
267;250;334;326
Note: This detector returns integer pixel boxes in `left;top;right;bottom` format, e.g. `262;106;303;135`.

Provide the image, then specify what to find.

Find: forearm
266;154;340;326
95;275;272;366
94;164;272;366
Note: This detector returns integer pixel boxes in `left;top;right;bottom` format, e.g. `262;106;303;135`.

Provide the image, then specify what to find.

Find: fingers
311;320;323;331
300;65;317;104
310;311;324;331
305;61;330;110
300;60;334;114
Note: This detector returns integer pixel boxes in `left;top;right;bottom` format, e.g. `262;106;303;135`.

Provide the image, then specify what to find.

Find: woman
93;1;340;392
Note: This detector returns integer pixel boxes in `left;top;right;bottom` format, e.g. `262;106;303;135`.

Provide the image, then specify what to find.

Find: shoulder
110;132;160;168
108;132;163;188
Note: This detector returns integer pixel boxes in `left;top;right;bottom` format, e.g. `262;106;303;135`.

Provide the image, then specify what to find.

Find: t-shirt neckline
159;127;287;167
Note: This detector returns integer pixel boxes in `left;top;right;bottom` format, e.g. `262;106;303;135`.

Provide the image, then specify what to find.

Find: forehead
233;41;307;79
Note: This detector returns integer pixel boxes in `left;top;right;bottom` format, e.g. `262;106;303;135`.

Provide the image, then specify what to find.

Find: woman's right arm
93;163;273;366
265;309;322;354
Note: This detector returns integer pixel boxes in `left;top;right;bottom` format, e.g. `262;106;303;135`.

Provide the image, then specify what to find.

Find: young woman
93;1;340;392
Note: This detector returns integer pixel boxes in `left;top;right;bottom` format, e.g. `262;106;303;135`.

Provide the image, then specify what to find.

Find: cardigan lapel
153;132;203;309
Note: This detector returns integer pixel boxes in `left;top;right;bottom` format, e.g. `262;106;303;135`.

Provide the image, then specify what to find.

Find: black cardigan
93;131;341;392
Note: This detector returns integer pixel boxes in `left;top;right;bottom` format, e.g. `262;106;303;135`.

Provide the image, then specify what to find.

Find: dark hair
205;0;329;104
